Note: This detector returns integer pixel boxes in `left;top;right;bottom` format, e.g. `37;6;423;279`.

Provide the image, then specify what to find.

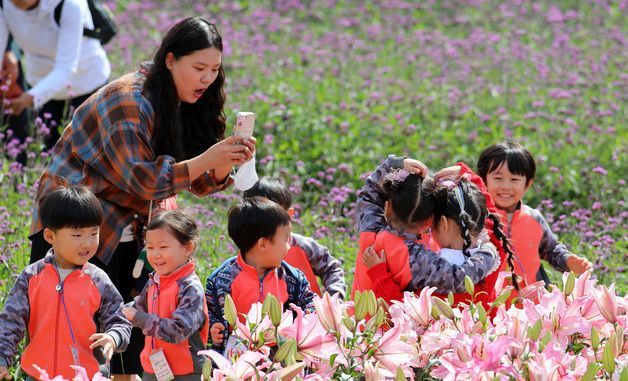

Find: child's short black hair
243;177;292;210
477;142;536;184
227;197;291;256
39;185;103;230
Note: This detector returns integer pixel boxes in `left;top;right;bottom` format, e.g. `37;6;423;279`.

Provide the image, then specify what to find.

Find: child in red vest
352;155;499;303
477;142;592;288
0;185;130;380
123;210;209;380
363;171;518;307
205;197;316;354
243;177;346;299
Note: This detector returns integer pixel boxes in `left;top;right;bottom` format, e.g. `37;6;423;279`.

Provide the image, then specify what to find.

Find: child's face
145;228;193;276
261;223;291;269
485;163;532;213
44;227;100;269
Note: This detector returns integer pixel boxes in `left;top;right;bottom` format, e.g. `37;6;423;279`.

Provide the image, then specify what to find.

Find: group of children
0;142;592;379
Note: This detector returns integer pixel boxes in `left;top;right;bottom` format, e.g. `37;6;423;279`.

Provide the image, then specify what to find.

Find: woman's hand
7;92;33;116
187;135;257;181
403;158;428;176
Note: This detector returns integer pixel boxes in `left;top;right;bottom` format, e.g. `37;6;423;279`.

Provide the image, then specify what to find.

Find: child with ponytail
363;163;518;307
352;155;498;303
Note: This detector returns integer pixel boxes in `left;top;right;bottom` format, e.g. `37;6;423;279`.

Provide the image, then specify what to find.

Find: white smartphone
233;112;255;139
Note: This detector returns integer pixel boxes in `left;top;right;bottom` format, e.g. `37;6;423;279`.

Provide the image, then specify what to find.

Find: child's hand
89;333;116;361
434;165;462;183
123;306;137;321
210;322;225;344
566;255;593;275
403;158;428;176
0;366;11;379
362;246;387;269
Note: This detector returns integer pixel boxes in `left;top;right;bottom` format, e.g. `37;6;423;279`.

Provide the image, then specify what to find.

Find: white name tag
149;348;174;381
132;258;144;279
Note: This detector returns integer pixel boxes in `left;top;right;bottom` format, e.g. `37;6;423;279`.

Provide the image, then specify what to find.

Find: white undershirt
56;266;74;282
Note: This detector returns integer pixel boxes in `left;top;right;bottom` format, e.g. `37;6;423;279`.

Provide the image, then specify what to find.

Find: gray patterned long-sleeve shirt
353;155;496;296
286;233;346;299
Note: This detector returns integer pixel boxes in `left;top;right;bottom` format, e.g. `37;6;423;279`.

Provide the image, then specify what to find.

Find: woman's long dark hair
143;17;226;161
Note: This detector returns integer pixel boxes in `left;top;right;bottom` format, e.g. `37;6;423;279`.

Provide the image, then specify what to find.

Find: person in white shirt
0;0;110;150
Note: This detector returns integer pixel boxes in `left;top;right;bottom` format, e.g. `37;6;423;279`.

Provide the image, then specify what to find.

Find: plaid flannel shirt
30;71;233;264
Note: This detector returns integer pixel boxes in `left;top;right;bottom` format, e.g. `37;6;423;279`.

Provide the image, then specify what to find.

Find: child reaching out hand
123;211;209;381
477;142;593;287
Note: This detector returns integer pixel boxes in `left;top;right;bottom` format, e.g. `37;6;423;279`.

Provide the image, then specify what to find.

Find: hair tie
439;179;457;190
453;185;468;228
389;169;410;183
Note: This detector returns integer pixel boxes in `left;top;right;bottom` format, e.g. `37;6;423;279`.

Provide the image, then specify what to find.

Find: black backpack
1;0;117;45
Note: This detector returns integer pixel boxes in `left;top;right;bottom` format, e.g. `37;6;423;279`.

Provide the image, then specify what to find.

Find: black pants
29;231;146;374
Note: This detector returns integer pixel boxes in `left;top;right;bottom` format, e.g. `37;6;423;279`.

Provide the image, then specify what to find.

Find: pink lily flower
279;305;338;364
571;270;596;299
371;323;414;373
199;349;265;380
591;284;618;324
526;352;561;381
69;366;108;381
390;288;435;333
33;365;69;381
235;302;293;347
313;292;345;333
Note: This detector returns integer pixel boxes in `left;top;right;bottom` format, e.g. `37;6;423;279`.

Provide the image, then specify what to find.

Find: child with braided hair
363;162;518;307
352;155;499;304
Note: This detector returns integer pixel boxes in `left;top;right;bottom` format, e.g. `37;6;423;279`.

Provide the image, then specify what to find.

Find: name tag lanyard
51;255;82;369
150;277;160;350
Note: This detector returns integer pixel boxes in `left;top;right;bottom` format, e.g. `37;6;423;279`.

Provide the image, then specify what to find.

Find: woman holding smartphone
28;17;255;379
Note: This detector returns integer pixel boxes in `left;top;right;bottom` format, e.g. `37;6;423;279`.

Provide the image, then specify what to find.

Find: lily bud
563;271;575;297
342;317;356;331
602;339;616;374
395;366;406;381
224;294;237;327
590;327;600;351
266;294;282;327
365;290;378;317
464;275;474;297
274;338;297;364
274;362;306;380
202;358;212;381
431;305;440;320
528;319;542;341
491;289;512;308
432;297;454;320
355;292;368;321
